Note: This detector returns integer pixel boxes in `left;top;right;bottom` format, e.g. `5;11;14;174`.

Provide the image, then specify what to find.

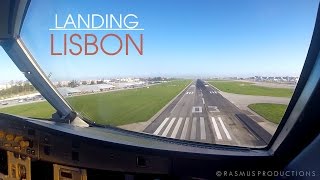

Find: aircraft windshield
0;0;318;148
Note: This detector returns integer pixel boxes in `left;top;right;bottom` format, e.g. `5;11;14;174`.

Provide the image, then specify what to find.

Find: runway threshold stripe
190;117;197;140
170;117;183;138
162;118;176;137
200;117;206;140
211;117;222;140
180;118;189;140
218;117;232;140
153;118;169;135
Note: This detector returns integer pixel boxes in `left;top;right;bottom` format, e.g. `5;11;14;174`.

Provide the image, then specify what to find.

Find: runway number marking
170;117;183;138
209;91;217;94
153;118;169;135
218;117;232;140
186;92;194;95
180;117;190;140
208;106;220;113
200;117;206;140
162;118;176;136
190;117;197;140
211;117;222;140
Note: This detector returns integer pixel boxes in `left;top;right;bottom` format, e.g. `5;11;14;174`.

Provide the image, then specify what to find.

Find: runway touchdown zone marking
192;106;203;113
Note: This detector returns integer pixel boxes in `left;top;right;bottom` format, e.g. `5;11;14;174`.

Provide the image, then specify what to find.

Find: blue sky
0;0;319;82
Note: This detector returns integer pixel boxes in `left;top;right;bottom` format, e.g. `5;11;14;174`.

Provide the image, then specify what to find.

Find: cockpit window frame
0;0;319;156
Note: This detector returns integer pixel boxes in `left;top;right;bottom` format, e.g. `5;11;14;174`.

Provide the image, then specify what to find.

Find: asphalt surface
144;79;266;147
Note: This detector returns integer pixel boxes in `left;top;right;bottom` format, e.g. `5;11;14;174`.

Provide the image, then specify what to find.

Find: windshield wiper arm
0;0;88;127
1;38;74;120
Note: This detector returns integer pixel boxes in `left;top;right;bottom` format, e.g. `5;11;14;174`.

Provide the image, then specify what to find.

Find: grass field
0;101;55;119
0;80;191;126
248;103;288;124
208;81;294;97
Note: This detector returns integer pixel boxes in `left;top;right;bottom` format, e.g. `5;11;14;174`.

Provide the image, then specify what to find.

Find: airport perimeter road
144;79;267;147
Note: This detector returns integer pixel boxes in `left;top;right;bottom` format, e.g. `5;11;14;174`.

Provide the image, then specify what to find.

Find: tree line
0;83;36;98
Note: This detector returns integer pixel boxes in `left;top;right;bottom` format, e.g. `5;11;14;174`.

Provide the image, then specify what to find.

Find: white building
57;87;81;97
76;84;115;93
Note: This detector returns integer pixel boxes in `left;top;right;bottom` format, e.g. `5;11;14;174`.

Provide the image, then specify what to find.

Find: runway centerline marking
153;118;169;135
162;117;176;137
218;117;232;140
190;117;197;140
180;117;190;140
211;117;222;140
200;117;206;140
170;117;183;138
202;98;205;105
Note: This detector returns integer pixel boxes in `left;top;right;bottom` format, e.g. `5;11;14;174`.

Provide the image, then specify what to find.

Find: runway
144;79;268;147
